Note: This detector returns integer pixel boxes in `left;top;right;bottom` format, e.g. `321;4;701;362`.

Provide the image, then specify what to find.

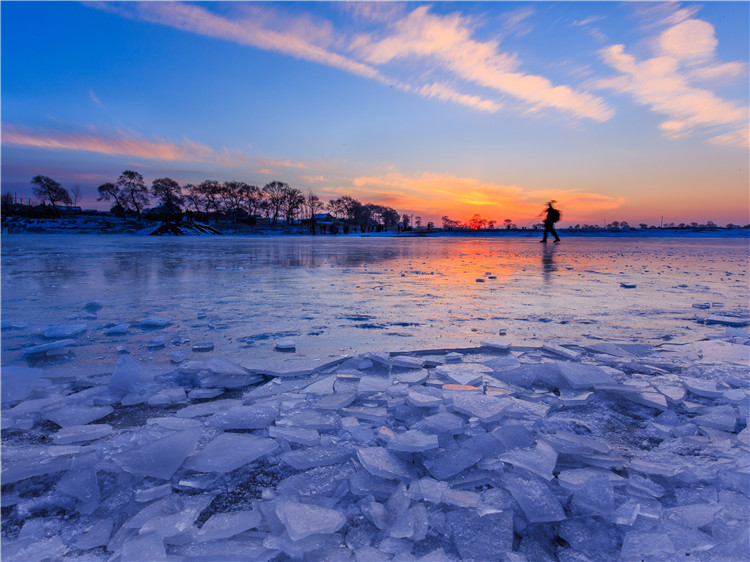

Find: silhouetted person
540;201;561;243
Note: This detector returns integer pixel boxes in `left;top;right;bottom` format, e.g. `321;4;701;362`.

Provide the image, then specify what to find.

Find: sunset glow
1;1;748;227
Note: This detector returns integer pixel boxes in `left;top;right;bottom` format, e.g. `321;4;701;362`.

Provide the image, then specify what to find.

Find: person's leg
541;224;549;242
551;225;560;242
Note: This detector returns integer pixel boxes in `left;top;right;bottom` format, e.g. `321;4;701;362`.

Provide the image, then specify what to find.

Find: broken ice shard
1;366;42;404
451;392;510;423
198;510;262;542
275;502;345;541
556;361;615;389
357;447;413;480
116;428;201;480
43;323;86;338
53;424;113;445
184;433;278;473
503;473;565;523
387;430;439;453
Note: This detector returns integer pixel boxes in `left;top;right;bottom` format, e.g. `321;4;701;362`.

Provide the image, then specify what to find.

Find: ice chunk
391;356;426;369
358;375;392;395
198;510;262;542
493;424;535;450
542;343;582;360
343;405;388;423
57;460;100;514
694;405;737;431
571;474;615;516
147;335;166;349
148;388;187;406
481;340;512;351
279;409;339;430
139;317;172;327
45;405;114;427
357;447;413;480
53;424;112;445
503;473;565;523
184;433;278;473
434;363;493;386
315;392;356;410
187;388;223;400
705;315;749;327
302;374;337;395
269;425;321;446
121;532;168;561
109;355;152;393
424;447;483;481
276;502;345;541
175;399;242;418
558;388;593;406
654;383;686;404
74;518;113;549
1;366;42;404
147;417;203;430
447;509;513;560
170;351;186;363
556;362;615;389
208;403;279;430
558;468;625;491
117;429;201;480
43;323;86;338
665;503;722;528
407;390;443;408
192;341;215;352
444;352;463;363
451;392;511;423
620;532;675;560
394;370;429;385
387;430;439;453
423;411;465;434
135;484;172;503
500;441;557;480
281;443;354;470
23;339;75;357
543;431;610;455
275;340;296;352
105;323;130;335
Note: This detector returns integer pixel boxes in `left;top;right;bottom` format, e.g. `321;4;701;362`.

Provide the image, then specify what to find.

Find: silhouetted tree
222;181;246;220
184;184;203;213
116;170;149;220
71;184;81;207
415;216;422;228
151;177;184;212
281;186;304;223
241;184;263;216
31;175;71;214
327;197;346;220
263;181;289;224
304;191;324;220
197;180;222;216
97;182;128;212
402;214;411;230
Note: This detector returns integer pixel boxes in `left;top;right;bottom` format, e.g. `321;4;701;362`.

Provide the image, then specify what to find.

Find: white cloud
597;17;748;147
351;6;614;122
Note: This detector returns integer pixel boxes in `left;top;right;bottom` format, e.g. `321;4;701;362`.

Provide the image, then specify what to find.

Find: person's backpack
548;208;560;223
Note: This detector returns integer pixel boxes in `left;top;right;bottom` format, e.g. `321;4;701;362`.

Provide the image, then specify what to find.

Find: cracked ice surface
1;235;749;561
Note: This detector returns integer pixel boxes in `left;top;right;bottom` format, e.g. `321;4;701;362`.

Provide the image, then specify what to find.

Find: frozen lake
1;234;748;376
2;233;749;561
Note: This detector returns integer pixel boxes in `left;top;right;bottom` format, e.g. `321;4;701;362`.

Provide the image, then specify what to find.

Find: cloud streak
94;2;610;120
596;16;748;146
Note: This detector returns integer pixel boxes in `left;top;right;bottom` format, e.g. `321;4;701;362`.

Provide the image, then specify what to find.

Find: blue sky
2;1;748;226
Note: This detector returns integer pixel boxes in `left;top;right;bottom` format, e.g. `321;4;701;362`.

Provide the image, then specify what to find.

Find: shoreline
2;215;749;238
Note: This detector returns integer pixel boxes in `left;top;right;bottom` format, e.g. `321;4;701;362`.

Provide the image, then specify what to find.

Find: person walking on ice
540;200;561;243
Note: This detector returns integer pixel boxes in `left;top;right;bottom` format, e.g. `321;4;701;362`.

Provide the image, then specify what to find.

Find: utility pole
660;216;663;228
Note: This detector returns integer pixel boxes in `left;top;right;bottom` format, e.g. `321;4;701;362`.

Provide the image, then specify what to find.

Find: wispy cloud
596;15;748;146
351;5;614;122
92;2;607;120
2;125;219;162
88;89;104;108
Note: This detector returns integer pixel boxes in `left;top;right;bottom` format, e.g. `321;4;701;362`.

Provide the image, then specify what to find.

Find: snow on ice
2;333;749;561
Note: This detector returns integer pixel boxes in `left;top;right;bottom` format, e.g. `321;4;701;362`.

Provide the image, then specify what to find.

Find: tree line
20;171;405;230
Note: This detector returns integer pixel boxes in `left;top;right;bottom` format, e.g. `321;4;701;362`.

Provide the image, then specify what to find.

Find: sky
1;1;748;227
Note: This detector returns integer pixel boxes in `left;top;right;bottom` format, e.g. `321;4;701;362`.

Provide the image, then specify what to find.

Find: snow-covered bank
2;330;749;561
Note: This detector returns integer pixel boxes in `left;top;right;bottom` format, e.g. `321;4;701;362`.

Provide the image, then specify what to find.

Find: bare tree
197;180;223;216
304;191;324;220
31;175;71;214
263;181;288;224
71;184;81;207
222;181;246;220
116;170;149;220
151;177;184;211
183;184;203;213
281;186;304;223
97;182;127;212
241;184;263;217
